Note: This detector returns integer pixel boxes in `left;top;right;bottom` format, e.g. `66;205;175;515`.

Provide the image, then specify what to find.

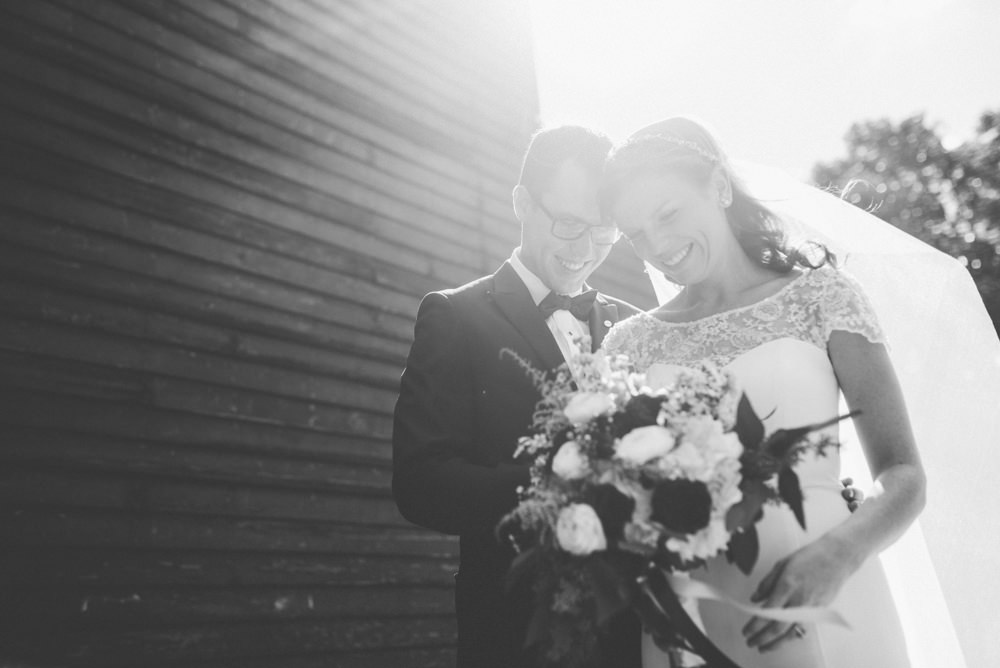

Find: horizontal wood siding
0;1;654;666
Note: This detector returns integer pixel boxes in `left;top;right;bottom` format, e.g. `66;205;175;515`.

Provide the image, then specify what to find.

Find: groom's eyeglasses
531;194;621;247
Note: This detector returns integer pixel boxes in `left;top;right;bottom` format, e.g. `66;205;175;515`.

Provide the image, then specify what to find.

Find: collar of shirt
509;249;591;365
509;248;584;305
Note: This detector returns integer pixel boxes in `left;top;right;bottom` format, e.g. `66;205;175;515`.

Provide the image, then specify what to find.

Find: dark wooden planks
0;0;515;219
0;280;406;389
2;618;457;668
1;437;389;514
0;1;553;665
0;548;457;588
0;387;391;463
0;1;652;303
0;509;458;556
3;585;453;627
0;468;403;527
0;239;414;368
0;12;513;276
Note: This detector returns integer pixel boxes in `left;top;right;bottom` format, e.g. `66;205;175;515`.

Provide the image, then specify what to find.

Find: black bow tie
538;289;598;321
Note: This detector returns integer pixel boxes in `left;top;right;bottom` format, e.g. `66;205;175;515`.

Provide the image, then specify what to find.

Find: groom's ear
512;184;533;225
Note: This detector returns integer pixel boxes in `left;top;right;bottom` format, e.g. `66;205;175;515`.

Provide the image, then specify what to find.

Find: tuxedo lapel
588;294;620;351
489;263;565;371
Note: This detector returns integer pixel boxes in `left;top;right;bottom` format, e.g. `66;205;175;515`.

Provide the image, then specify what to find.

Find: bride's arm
742;330;926;653
824;330;926;559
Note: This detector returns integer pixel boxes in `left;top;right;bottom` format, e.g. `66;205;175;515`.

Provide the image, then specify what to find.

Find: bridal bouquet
497;343;847;667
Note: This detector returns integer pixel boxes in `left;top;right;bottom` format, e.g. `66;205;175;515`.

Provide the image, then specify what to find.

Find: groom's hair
517;125;612;196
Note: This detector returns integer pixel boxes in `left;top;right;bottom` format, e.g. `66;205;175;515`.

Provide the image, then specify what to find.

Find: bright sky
528;0;1000;180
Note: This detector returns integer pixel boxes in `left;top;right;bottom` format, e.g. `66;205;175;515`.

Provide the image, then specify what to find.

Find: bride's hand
741;535;857;653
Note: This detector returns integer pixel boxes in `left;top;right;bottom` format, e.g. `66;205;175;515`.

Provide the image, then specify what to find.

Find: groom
392;126;642;668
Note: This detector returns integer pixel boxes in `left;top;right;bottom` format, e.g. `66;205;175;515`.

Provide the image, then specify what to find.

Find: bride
600;116;926;667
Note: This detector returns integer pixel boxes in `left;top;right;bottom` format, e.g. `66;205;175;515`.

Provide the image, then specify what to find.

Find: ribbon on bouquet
637;568;850;668
664;571;851;629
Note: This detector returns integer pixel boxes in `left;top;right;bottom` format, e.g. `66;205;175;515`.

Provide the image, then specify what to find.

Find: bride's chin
650;264;685;285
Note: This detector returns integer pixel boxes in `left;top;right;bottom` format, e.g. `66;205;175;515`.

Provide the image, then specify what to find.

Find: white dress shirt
509;249;589;364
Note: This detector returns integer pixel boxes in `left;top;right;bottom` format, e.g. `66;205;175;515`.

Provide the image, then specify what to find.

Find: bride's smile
660;243;693;267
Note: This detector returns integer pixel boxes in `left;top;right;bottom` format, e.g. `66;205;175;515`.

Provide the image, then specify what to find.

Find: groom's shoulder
421;273;494;311
437;273;492;299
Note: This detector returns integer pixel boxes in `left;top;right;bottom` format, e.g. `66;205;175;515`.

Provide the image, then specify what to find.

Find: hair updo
601;117;834;273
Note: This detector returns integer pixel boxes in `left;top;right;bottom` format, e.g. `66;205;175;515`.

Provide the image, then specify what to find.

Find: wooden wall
0;1;653;666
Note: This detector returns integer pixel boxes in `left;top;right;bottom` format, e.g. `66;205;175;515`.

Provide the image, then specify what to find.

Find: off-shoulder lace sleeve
817;267;887;346
601;320;628;355
602;316;641;359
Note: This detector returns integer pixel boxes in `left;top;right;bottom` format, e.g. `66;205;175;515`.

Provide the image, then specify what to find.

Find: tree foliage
813;111;1000;332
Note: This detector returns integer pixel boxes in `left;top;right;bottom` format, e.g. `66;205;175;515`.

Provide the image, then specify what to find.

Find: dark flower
650;478;712;535
613;394;664;437
589;415;618;459
590;484;635;545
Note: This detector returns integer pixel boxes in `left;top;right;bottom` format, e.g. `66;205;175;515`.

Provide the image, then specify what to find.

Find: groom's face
519;159;613;295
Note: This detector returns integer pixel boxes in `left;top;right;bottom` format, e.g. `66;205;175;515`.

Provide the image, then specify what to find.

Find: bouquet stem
636;567;742;668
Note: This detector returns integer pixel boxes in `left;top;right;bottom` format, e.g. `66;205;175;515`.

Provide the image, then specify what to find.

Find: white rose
718;431;743;459
683;416;743;461
551;440;589;479
555;503;607;555
563;392;615;424
665;440;712;480
615;425;676;465
714;458;744;509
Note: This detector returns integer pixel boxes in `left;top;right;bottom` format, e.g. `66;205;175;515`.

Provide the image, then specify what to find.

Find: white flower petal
564;392;616;424
551;440;589;479
615;425;676;465
555;503;607;555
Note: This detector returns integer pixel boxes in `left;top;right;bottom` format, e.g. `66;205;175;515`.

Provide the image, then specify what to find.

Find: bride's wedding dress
604;265;911;668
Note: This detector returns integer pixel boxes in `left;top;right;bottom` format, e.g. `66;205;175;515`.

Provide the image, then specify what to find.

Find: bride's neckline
641;268;812;326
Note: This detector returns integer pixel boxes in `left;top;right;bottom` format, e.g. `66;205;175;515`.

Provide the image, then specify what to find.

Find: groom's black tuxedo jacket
393;262;641;668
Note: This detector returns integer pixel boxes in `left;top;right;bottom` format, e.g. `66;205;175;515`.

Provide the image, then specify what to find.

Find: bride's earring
713;166;732;209
719;185;732;209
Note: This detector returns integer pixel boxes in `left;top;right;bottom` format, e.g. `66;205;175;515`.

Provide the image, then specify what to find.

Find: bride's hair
601;116;834;273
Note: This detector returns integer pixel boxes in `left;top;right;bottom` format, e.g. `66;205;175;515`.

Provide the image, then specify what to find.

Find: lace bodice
604;266;885;369
615;267;915;668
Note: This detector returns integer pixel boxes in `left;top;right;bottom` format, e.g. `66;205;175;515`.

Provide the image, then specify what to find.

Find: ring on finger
791;623;806;638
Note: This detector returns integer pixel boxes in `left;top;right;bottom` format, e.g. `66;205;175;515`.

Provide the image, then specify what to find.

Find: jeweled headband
625;133;720;163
